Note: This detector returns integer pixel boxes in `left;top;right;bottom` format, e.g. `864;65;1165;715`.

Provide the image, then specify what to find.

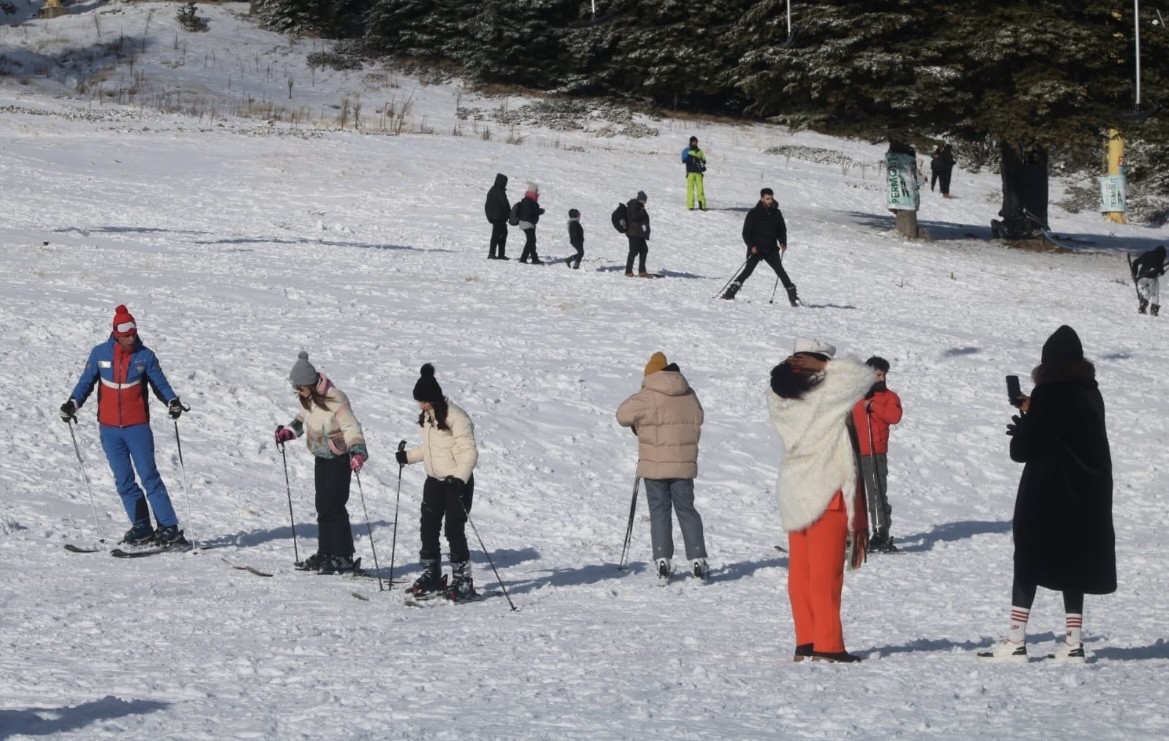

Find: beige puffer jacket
289;374;367;460
404;399;478;483
616;370;703;479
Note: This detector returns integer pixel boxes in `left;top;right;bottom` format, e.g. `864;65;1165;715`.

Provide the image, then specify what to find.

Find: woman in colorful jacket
275;351;368;574
768;338;873;663
395;364;480;602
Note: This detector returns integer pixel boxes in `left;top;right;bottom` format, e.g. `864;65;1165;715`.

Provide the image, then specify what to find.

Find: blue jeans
643;478;707;561
100;424;178;528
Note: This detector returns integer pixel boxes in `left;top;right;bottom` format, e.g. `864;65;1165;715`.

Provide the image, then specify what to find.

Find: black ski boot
318;555;358;574
295;553;327;571
1139;297;1149;314
720;281;741;300
155;525;189;549
1153;304;1161;317
408;560;446;599
786;285;802;307
446;561;477;602
120;523;155;546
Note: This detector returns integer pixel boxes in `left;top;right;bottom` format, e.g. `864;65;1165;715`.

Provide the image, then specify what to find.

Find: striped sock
1065;613;1083;647
1007;606;1030;644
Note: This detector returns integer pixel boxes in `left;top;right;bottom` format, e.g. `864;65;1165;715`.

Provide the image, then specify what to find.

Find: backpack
508;201;521;226
611;202;628;234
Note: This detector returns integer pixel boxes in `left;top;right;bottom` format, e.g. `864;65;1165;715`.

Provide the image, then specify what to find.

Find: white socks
1007;606;1030;644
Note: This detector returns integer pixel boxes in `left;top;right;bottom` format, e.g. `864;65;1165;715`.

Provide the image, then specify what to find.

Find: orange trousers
786;491;848;653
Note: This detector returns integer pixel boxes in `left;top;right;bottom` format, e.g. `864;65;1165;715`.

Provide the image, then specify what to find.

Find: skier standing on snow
978;325;1115;663
60;305;189;547
395;364;481;601
565;208;585;269
682;136;707;211
721;188;800;306
515;183;545;265
616;352;709;582
624;191;652;277
484;173;511;260
768;338;872;663
275;352;369;574
850;356;903;553
1130;244;1165;316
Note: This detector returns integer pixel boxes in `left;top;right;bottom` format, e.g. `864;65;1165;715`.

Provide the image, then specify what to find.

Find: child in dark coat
566;208;584;269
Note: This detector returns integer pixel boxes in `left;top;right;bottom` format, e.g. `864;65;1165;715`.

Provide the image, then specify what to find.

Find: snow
3;3;1169;739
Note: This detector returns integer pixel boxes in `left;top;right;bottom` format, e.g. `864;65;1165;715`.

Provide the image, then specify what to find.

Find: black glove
168;398;185;420
1006;414;1023;437
59;399;77;422
444;476;464;494
395;449;408;466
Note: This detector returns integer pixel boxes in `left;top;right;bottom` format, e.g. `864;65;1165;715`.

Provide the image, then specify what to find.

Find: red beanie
112;304;137;336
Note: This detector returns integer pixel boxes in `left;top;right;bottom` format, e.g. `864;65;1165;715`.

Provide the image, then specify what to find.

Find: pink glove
349;453;365;472
275;426;295;444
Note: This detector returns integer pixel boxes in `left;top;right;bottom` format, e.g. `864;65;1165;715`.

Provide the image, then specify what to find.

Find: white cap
793;337;836;358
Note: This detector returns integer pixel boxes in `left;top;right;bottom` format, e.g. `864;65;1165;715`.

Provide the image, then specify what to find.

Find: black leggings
1012;579;1084;613
419;474;475;563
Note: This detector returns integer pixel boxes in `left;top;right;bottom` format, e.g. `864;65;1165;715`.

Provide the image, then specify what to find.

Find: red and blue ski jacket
69;336;176;428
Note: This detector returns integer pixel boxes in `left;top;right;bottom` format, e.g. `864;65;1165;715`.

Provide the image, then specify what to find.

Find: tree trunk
894;210;919;239
992;143;1048;239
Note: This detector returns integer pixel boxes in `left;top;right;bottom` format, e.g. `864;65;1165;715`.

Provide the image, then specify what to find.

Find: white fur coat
767;356;873;533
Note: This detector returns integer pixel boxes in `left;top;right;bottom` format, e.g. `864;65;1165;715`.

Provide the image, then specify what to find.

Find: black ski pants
419;474;475;563
625;236;648;274
735;249;793;290
314;454;355;557
520;228;539;262
489;221;508;258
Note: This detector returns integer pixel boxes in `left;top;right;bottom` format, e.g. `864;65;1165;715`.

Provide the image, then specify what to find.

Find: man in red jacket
851;356;903;553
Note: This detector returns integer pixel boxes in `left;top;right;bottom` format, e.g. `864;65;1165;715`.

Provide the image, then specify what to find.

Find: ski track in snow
3;4;1169;739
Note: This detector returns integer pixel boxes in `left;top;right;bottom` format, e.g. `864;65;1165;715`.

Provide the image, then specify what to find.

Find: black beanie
413;363;444;403
1041;325;1083;365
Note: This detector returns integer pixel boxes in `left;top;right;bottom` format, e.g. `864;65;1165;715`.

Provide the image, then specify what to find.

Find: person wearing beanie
1130;244;1166;316
565;208;585;269
396;364;481;602
275;351;369;574
979;326;1115;663
850;356;903;553
484;173;512;260
681;136;707;210
624;191;653;277
616;352;709;582
514;183;545;264
768;337;874;663
721;187;800;306
60;305;189;548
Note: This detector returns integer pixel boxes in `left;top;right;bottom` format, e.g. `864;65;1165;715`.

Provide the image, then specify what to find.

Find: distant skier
515;183;545;264
768;338;872;663
721;188;800;305
59;305;188;547
565;208;585;269
624;191;652;277
682;136;707;210
850;356;903;553
275;352;369;574
978;326;1115;663
930;143;956;198
396;364;481;602
484;173;511;260
1130;244;1166;316
616;351;709;583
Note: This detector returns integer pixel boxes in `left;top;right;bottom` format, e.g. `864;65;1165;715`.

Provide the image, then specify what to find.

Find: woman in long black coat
979;325;1116;663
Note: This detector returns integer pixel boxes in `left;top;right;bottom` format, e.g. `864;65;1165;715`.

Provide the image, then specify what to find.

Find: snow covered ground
2;4;1169;739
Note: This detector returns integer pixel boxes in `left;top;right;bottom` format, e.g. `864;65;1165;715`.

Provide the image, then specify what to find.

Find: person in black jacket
721;188;800;305
565;208;585;269
624;191;651;277
515;183;545;264
484;173;511;260
1131;244;1166;316
978;326;1115;664
930;144;956;198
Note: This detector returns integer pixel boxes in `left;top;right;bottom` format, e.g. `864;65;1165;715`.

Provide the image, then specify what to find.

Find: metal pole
172;404;196;547
457;493;518;611
388;440;406;589
1136;0;1142;109
354;471;384;591
618;475;641;570
67;418;105;543
277;435;299;563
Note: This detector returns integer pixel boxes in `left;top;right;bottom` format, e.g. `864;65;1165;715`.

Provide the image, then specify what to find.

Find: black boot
721;281;741;300
786;285;801;307
408;559;445;598
1153;304;1161;317
1139;297;1148;314
446;561;477;602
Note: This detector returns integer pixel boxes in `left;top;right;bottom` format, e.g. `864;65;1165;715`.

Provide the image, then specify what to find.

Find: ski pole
713;258;749;299
457;489;517;611
172;402;196;547
66;417;105;543
277;430;299;563
387;440;406;589
768;273;781;304
353;470;384;591
618;475;641;570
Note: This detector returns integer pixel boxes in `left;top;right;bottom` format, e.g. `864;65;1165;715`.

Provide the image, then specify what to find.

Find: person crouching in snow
275;351;369;574
395;364;480;601
60;304;189;548
616;351;709;582
768;338;873;663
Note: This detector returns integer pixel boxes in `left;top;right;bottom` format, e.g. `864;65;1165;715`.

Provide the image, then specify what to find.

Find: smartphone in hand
1006;375;1022;407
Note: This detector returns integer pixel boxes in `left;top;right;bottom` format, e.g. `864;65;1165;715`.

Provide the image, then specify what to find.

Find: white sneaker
1046;642;1086;664
656;558;671;585
976;638;1028;663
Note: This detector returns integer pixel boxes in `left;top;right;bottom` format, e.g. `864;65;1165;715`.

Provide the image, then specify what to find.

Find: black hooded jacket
742;200;787;253
484;173;510;224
